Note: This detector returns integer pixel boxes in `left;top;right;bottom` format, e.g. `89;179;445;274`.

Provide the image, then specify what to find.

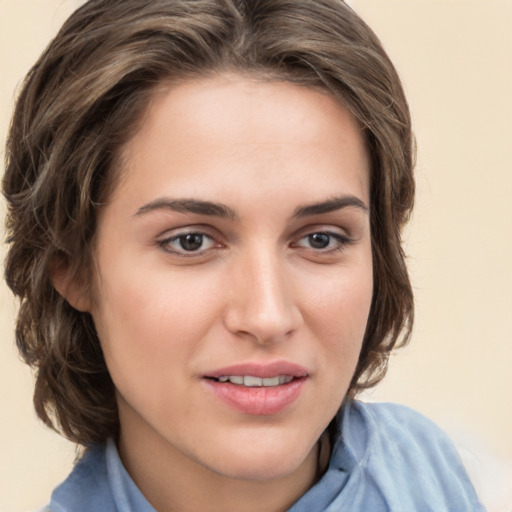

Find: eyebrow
293;195;369;218
135;198;237;219
135;194;368;220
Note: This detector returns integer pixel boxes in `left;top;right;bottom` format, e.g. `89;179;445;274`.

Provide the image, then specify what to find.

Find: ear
50;258;92;312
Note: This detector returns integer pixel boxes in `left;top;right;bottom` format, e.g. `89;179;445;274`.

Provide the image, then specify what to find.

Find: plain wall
1;1;511;511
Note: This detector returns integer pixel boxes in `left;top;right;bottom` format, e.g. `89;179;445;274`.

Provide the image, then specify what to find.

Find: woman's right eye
158;232;217;255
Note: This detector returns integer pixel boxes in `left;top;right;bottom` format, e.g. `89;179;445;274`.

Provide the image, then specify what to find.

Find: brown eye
294;231;352;253
178;233;205;251
159;231;217;255
308;233;330;249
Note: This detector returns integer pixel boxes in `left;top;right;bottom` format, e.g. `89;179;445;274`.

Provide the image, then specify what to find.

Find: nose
223;248;303;344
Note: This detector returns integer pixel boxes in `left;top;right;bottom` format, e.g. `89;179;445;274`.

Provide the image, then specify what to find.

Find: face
87;74;372;485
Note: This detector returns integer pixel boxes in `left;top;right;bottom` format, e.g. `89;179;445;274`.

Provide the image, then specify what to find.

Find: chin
203;430;318;482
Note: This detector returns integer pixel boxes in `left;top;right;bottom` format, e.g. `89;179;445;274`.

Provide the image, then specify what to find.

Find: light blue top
45;401;485;511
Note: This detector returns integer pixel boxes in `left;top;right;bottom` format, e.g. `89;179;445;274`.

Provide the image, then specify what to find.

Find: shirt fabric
44;401;485;511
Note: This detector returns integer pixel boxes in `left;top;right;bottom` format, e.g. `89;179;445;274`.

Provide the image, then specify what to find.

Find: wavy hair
3;0;415;445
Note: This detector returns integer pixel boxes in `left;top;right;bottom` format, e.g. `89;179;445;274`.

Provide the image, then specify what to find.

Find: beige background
1;1;511;511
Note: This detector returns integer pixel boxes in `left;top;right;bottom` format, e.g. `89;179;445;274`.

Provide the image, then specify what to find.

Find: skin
64;74;373;512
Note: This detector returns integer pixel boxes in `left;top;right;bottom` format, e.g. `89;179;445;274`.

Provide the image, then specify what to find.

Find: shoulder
350;400;452;442
48;443;117;512
46;439;154;512
334;400;486;511
344;400;462;454
342;400;467;473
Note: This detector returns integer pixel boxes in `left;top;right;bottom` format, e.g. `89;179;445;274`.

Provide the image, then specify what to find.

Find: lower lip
203;378;306;415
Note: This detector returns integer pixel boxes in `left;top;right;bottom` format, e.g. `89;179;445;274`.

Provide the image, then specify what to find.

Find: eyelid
290;226;354;254
296;231;350;245
290;222;351;240
156;227;223;257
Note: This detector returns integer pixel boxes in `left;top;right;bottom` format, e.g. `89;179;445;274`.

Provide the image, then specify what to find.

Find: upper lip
204;360;309;379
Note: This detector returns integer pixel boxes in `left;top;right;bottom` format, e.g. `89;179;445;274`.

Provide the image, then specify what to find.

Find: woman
3;0;484;510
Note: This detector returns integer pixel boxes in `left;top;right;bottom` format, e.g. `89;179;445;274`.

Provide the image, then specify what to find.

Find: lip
202;360;309;415
204;361;309;380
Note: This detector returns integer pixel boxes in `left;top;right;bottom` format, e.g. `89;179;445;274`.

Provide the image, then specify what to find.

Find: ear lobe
50;259;92;312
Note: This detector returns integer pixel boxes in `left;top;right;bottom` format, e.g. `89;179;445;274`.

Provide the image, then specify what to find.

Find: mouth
202;361;309;415
204;360;309;381
206;375;296;387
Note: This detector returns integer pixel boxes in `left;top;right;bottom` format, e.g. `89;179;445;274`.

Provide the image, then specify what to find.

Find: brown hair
3;0;414;445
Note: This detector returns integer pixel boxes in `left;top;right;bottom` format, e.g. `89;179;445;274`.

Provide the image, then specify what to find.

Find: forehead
111;73;370;210
133;74;366;154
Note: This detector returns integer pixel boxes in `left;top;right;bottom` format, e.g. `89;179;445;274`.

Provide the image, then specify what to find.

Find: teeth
244;376;263;387
262;376;280;387
216;375;294;387
279;375;294;385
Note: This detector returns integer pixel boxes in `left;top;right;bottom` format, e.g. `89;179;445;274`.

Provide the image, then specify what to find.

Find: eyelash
157;229;352;257
157;231;219;256
291;231;353;253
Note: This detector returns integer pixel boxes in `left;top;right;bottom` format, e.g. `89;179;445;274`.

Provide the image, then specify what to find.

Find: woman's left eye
158;232;217;255
293;231;350;252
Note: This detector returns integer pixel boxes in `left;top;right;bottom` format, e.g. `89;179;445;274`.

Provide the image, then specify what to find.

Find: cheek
95;257;218;329
304;260;373;332
90;275;224;428
90;266;223;388
301;258;373;374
